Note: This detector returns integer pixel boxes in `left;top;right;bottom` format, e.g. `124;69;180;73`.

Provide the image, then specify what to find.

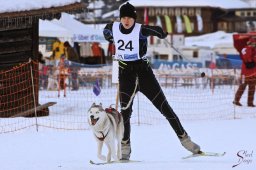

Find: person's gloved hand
163;32;169;38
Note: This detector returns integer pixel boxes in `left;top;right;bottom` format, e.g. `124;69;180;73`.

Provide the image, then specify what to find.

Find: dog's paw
107;157;111;163
117;150;121;159
112;154;119;161
98;155;106;161
117;154;121;160
114;157;119;162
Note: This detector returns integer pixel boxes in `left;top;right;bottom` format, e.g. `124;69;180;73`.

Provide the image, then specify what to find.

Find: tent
51;13;106;43
39;19;72;38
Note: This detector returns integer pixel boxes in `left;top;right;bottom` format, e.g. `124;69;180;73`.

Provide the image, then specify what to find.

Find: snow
51;13;106;42
0;0;80;13
0;1;255;169
87;0;105;9
185;31;235;48
128;0;250;9
39;19;73;38
0;86;256;170
0;0;251;14
0;118;255;170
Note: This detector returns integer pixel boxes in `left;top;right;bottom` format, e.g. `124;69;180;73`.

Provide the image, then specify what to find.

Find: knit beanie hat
119;2;137;20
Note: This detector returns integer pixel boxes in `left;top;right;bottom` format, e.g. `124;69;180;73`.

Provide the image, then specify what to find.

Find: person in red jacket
233;37;256;107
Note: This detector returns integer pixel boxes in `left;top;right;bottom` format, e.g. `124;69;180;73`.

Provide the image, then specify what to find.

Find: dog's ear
98;103;104;110
92;102;96;107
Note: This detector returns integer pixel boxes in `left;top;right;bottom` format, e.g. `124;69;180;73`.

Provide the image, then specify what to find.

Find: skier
103;2;201;160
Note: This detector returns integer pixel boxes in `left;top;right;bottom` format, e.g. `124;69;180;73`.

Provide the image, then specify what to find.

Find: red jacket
241;45;256;77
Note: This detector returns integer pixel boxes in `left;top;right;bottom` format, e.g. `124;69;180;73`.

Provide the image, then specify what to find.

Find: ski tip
89;160;97;164
198;150;203;154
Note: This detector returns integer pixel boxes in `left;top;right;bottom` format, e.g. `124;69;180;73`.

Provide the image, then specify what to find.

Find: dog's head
87;103;107;127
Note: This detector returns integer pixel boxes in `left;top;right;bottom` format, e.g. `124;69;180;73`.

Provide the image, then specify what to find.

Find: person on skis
103;2;201;160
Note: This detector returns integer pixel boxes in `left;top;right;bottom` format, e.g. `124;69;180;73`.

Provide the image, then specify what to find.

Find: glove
245;61;255;69
163;32;168;38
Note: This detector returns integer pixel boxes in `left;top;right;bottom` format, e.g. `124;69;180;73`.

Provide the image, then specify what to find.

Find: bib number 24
117;40;134;51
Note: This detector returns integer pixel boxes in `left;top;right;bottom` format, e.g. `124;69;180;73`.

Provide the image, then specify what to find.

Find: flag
176;15;183;33
183;15;192;33
156;16;162;27
196;14;203;32
209;61;216;69
164;15;172;33
93;79;101;96
144;7;148;25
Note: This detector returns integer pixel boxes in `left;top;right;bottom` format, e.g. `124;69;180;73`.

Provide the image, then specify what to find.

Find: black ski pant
118;60;186;142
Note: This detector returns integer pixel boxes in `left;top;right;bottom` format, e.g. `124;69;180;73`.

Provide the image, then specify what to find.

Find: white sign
112;60;119;84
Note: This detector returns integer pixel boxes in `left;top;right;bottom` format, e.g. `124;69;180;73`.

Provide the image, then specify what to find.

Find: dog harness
96;131;109;141
95;107;121;141
105;107;122;125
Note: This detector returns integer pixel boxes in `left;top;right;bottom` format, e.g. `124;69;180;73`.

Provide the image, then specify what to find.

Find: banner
112;60;119;84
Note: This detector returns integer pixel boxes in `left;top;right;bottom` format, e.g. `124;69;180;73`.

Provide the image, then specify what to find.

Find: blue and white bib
113;22;141;61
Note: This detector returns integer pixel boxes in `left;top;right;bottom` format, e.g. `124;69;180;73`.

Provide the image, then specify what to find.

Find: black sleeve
141;25;168;39
103;22;114;43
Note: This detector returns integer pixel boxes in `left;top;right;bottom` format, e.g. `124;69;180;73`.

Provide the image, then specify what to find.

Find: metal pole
233;69;237;119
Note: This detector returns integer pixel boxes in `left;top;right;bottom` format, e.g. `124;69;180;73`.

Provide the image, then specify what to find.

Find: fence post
233;68;238;119
29;58;39;131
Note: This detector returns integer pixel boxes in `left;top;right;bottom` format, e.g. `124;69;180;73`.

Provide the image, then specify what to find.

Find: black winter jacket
103;22;168;58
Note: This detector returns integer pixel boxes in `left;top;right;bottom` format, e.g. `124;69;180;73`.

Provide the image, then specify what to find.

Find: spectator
38;52;48;90
58;55;69;97
51;38;64;65
64;41;80;90
233;37;256;107
64;41;79;62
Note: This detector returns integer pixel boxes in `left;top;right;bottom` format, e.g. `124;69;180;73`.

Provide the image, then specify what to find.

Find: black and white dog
87;103;124;162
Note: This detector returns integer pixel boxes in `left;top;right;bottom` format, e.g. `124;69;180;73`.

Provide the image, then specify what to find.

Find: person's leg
119;68;137;160
233;77;247;106
138;65;200;154
247;76;256;107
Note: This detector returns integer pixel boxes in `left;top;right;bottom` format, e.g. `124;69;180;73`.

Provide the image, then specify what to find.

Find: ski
89;160;113;165
89;159;141;165
182;151;226;159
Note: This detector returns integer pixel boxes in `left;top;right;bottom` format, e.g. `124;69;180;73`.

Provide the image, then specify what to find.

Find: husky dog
87;103;124;162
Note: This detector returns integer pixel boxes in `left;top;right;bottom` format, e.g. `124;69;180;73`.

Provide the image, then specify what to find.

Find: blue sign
152;60;203;69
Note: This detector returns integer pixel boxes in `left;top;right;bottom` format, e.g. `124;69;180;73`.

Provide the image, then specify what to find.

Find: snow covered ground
1;83;255;170
1;117;255;170
1;0;255;169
